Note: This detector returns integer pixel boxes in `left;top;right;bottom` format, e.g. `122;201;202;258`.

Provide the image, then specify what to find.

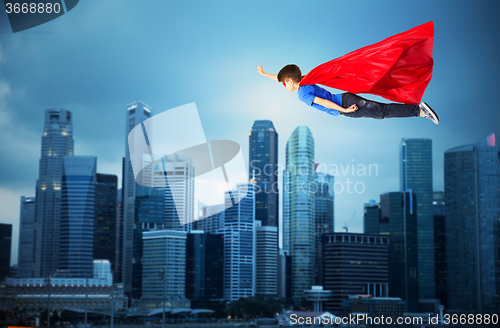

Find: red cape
299;22;434;104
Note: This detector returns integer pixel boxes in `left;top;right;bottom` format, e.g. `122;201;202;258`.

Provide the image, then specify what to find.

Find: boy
257;64;439;124
257;22;438;124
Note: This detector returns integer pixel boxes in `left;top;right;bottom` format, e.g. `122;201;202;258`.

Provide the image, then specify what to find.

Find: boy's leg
341;93;420;119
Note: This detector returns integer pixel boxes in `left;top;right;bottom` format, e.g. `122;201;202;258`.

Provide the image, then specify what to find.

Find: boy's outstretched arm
313;97;358;113
257;66;278;82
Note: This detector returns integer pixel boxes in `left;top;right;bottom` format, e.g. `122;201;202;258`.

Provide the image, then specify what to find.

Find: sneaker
419;102;439;124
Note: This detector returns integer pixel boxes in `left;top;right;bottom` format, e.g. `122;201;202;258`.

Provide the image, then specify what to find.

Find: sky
0;0;499;265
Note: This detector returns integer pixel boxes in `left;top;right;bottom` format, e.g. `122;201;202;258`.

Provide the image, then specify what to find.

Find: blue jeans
341;93;420;119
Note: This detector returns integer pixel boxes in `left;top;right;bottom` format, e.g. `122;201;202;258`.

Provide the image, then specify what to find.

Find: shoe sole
423;102;439;124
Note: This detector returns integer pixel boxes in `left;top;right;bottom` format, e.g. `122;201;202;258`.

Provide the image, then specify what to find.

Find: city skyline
1;0;500;268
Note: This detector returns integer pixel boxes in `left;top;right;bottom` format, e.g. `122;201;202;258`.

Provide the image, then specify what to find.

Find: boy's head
278;64;302;91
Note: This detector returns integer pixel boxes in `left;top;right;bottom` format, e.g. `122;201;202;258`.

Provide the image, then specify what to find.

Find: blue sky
1;0;499;264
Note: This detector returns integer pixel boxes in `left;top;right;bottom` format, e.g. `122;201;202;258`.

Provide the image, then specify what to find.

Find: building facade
433;191;447;309
380;191;419;312
185;231;224;306
283;126;315;301
255;224;278;297
34;109;74;278
319;233;390;315
18;197;36;278
123;100;153;294
400;138;435;300
0;224;12;282
59;156;97;278
220;183;256;302
141;230;188;309
3;260;127;312
444;133;500;314
314;171;334;285
94;174;118;271
196;204;225;234
249;120;279;230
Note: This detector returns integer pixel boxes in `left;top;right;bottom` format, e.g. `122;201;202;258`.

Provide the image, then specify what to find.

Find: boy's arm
313;97;358;113
257;66;278;82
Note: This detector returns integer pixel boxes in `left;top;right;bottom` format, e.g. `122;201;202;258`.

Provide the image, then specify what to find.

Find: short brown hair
277;64;302;83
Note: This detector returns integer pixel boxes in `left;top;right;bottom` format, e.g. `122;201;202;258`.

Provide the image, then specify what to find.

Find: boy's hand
257;66;265;75
344;104;358;112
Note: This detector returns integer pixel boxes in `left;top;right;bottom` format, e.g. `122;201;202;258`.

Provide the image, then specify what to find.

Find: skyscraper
0;224;12;282
249;120;279;229
255;224;278;297
319;232;390;314
94;174;118;271
363;200;383;235
283;126;315;301
197;204;225;234
34;109;74;278
400;138;435;300
220;183;256;302
433;191;447;309
313;170;334;284
158;154;194;231
444;133;500;314
185;231;224;306
380;191;419;312
141;230;188;309
18;196;36;278
132;187;164;300
123;100;153;294
59;156;97;278
115;157;125;284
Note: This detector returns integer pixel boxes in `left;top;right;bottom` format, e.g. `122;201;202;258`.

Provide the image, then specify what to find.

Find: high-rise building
400;138;435;300
380;191;419;312
94;174;118;271
0;224;12;281
319;233;390;315
444;133;500;314
115;157;125;284
59;156;96;278
249;120;279;230
141;230;188;309
313;170;334;284
283;126;315;301
433;191;447;309
185;231;224;307
196;204;224;234
18;196;36;278
123;100;153;294
132;188;164;300
34;109;74;278
220;183;256;302
158;154;194;231
363;200;385;235
255;224;278;297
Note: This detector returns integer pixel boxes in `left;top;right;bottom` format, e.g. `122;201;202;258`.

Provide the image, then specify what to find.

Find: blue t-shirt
297;84;343;116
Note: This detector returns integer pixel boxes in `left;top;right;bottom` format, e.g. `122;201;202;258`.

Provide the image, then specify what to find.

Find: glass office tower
380;191;419;312
18;196;36;278
34;109;74;278
123;100;153;294
220;183;256;301
400;138;435;300
94;174;118;271
249;120;279;229
444;133;500;314
283;126;315;301
314;171;334;285
59;156;97;278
